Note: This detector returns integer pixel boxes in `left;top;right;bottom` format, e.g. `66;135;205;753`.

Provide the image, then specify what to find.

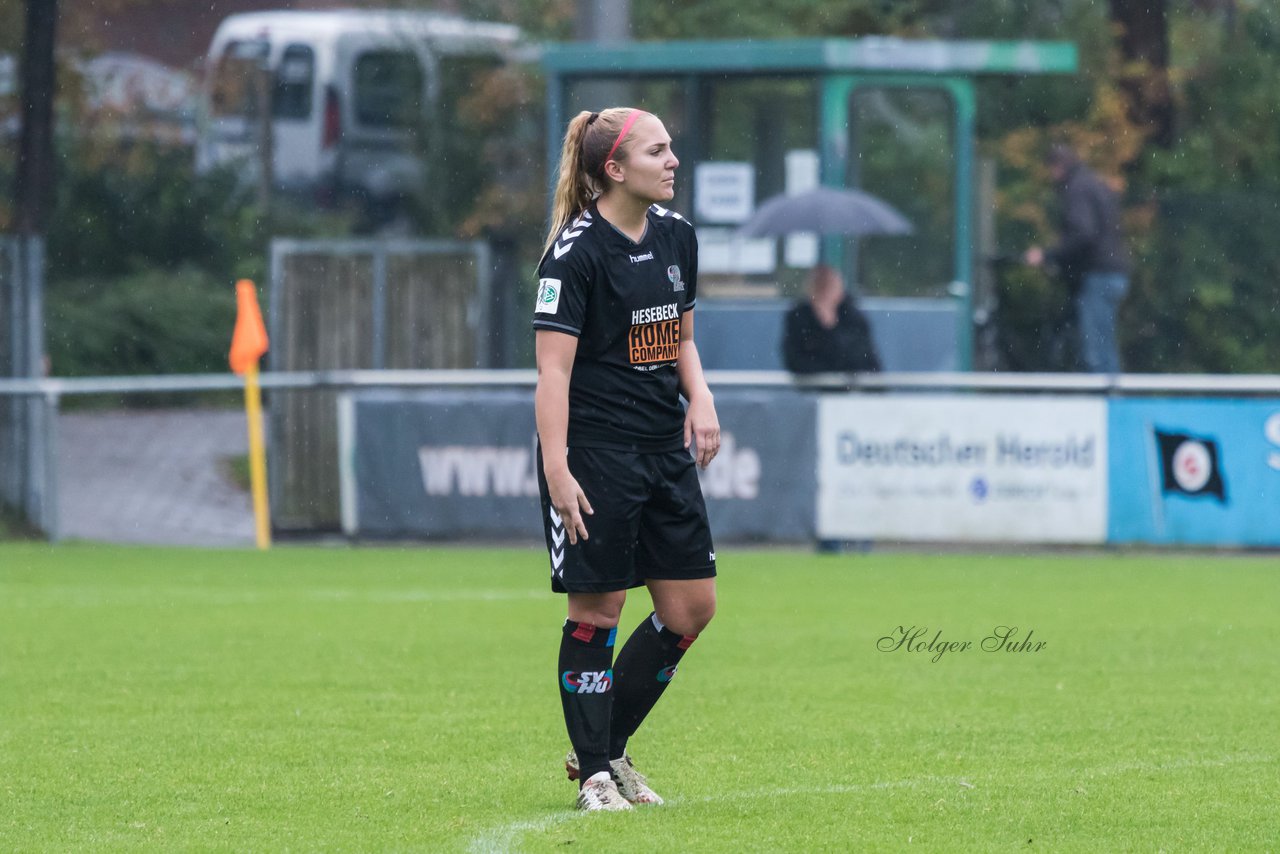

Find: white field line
466;751;1274;854
1;587;553;607
468;814;579;854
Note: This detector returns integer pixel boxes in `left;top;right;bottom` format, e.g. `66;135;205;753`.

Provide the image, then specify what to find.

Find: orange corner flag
229;279;269;374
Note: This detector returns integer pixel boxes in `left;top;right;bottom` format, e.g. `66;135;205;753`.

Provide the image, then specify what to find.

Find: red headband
605;110;644;164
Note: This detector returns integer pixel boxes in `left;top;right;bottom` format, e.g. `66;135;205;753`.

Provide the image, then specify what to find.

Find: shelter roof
542;37;1077;77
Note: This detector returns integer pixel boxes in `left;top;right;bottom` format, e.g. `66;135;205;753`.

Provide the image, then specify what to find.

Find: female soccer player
532;107;721;812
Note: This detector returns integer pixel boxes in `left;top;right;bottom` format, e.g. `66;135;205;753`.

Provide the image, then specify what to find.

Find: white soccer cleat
608;754;664;805
565;749;664;806
576;770;633;811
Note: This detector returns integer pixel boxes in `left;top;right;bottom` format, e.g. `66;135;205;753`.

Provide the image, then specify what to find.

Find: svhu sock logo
561;669;613;694
656;665;678;683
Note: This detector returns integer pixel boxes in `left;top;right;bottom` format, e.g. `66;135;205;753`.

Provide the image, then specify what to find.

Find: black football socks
608;612;698;761
558;619;616;784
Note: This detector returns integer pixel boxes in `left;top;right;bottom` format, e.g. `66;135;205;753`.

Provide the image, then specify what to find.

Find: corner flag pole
243;360;270;550
229;279;271;549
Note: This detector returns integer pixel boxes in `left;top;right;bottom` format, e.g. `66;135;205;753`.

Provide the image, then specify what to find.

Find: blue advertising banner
699;390;816;541
1108;398;1280;546
344;390;539;538
340;389;815;542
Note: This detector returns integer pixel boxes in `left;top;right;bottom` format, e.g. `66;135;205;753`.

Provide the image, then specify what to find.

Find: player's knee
657;597;715;637
689;599;716;634
567;591;626;628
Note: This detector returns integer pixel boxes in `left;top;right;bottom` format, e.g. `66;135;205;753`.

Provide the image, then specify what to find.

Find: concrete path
57;409;256;547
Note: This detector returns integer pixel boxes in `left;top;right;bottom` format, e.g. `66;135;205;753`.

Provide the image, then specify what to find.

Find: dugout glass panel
848;86;955;299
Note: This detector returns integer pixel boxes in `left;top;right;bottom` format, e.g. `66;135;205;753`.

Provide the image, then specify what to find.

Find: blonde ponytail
542;107;646;259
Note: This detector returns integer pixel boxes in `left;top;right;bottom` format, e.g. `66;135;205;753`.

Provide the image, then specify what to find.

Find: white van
196;10;521;206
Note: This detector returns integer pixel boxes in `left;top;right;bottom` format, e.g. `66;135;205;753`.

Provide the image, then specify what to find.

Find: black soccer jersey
532;201;699;453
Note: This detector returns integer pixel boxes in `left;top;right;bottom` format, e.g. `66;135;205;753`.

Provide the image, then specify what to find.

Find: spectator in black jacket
1024;144;1131;373
782;265;882;374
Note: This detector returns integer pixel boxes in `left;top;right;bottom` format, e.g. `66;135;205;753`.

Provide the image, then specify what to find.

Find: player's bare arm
534;329;593;543
677;309;720;468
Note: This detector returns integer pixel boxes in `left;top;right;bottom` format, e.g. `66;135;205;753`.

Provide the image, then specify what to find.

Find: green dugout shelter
542;38;1076;371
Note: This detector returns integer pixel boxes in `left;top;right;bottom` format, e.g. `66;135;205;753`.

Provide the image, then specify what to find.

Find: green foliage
45;265;236;377
6;0;1278;374
0;1;19;54
977;2;1280;372
1;133;268;378
991;264;1079;371
13;132;359;377
45;143;264;283
419;58;547;242
1122;3;1280;372
853;88;957;298
456;0;576;39
1146;4;1280;191
2;545;1278;848
633;0;955;40
1127;191;1280;373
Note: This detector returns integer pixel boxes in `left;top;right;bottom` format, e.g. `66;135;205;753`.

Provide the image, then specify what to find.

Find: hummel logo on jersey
629;251;654;263
549;507;566;574
553;210;593;259
562;669;613;694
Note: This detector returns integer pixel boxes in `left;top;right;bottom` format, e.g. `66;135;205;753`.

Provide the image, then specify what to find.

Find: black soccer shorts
537;445;717;593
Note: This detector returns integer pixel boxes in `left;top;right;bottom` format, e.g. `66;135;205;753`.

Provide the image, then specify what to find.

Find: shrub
45;265;237;377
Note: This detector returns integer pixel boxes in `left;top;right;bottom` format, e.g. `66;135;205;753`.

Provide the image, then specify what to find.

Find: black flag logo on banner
1155;429;1227;503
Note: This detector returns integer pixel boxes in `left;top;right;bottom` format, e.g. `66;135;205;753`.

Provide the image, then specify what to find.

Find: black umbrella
736;186;913;237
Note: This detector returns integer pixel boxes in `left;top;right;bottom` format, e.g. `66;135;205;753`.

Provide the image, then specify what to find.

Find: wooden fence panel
268;240;488;531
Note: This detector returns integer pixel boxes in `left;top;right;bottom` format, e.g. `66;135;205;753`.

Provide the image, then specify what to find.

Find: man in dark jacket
781;265;882;374
1025;144;1131;373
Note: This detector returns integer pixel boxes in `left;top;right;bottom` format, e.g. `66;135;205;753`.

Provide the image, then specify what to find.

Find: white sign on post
817;394;1108;543
696;227;777;275
694;162;755;224
784;149;820;268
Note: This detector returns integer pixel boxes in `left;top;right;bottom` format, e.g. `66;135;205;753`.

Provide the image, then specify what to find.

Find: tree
1107;0;1174;148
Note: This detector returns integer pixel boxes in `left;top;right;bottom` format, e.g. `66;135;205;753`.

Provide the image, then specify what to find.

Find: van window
353;51;424;129
210;40;271;118
274;44;315;119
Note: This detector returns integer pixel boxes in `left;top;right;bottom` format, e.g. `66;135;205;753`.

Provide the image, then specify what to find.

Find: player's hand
545;468;593;544
684;393;721;469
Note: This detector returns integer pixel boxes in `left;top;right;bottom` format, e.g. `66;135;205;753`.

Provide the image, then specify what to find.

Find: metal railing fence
2;368;1279;541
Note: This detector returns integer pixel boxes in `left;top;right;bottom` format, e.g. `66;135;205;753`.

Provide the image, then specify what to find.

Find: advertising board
340;390;816;541
817;394;1108;543
1108;398;1280;546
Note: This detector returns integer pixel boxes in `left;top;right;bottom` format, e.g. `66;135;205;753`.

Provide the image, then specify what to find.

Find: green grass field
2;544;1277;852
